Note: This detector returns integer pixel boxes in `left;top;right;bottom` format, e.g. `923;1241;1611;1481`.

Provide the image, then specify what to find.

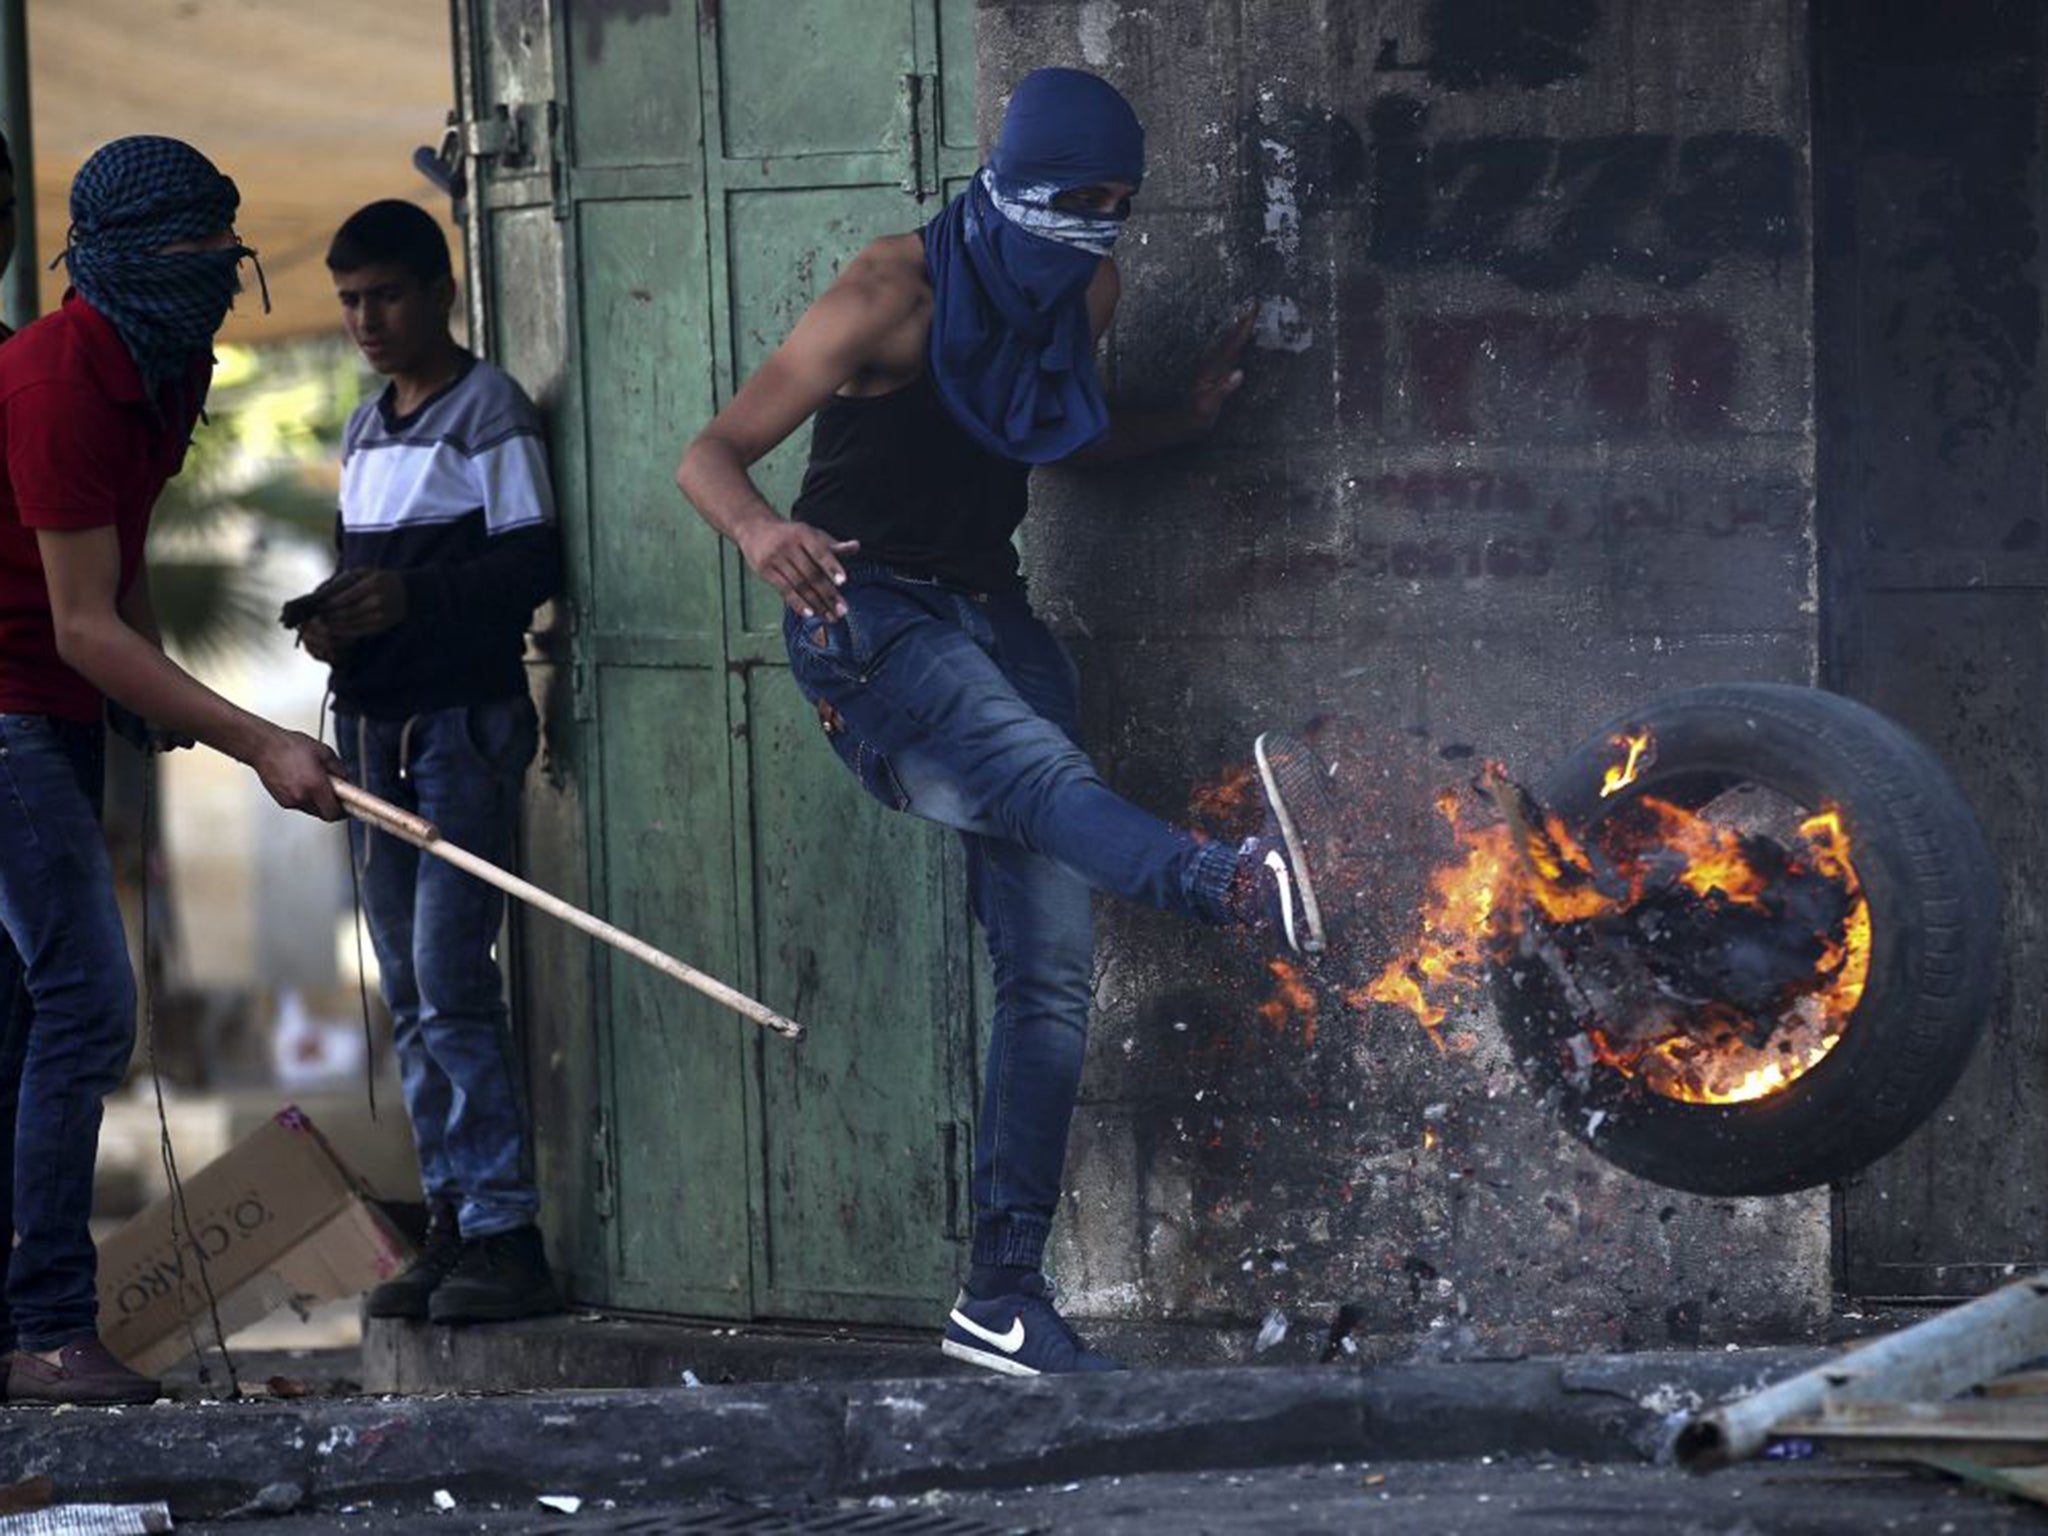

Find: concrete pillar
978;0;1828;1356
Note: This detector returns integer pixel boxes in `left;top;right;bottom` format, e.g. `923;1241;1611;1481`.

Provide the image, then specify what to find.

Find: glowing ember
1258;958;1318;1047
1190;760;1261;833
1601;732;1655;798
1359;732;1868;1106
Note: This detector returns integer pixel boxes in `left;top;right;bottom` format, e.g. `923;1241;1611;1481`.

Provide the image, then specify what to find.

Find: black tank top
791;372;1031;591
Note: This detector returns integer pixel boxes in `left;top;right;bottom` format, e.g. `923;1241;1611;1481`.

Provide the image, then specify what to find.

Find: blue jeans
0;714;135;1351
784;567;1239;1271
337;697;540;1238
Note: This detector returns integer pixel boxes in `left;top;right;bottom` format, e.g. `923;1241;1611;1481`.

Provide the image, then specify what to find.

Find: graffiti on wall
1338;470;1800;583
1367;97;1799;292
1372;0;1603;91
1234;0;1806;589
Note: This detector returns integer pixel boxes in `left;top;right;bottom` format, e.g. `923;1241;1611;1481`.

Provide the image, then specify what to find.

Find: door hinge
464;109;519;162
547;100;570;222
415;96;559;203
901;73;940;201
570;657;595;722
943;1119;969;1241
592;1108;615;1221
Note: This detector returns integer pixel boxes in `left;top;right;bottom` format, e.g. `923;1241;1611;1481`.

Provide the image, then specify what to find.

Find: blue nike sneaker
941;1273;1126;1375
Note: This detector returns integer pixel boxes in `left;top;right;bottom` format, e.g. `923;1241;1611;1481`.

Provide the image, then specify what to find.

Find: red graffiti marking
1404;309;1738;436
1342;479;1796;580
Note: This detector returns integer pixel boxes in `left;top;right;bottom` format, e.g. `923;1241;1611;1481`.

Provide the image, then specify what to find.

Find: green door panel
598;662;754;1313
715;1;921;158
566;4;705;171
578;198;722;639
468;0;983;1327
745;672;968;1321
939;0;976;152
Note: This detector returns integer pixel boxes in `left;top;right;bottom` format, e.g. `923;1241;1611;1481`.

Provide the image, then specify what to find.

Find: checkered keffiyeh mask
54;135;263;398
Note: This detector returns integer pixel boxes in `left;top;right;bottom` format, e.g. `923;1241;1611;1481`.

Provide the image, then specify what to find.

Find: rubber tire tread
1494;683;1999;1197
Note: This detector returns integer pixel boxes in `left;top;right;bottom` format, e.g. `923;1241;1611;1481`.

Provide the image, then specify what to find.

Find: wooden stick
333;779;803;1042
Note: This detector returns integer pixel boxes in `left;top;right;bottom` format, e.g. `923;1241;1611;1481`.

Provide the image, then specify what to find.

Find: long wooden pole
334;779;803;1042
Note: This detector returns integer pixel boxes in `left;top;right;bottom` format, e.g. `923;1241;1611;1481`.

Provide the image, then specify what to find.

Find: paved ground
172;1457;2048;1535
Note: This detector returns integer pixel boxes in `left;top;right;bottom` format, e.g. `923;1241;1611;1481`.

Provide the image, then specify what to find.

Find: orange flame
1633;808;1870;1104
1600;732;1654;797
1257;957;1318;1047
1190;761;1261;831
1356;742;1867;1105
1348;785;1510;1051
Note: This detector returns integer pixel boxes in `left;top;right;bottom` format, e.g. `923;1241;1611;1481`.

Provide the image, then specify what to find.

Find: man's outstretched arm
41;524;343;818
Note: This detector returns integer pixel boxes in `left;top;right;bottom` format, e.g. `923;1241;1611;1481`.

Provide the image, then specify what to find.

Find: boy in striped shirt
295;200;561;1325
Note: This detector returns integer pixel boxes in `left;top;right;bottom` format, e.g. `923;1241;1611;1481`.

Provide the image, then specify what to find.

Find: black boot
365;1201;461;1321
428;1224;562;1325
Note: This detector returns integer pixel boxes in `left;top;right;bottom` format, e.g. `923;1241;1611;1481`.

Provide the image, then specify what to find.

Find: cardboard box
96;1106;412;1375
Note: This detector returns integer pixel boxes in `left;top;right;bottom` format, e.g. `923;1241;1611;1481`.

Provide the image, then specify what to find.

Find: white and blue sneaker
1234;730;1339;956
941;1273;1125;1376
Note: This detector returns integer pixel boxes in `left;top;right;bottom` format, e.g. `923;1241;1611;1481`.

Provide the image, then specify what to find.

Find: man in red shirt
0;136;340;1406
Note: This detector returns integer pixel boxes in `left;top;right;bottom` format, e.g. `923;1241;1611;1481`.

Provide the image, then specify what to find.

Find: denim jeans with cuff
337;696;541;1239
784;565;1239;1273
0;714;135;1351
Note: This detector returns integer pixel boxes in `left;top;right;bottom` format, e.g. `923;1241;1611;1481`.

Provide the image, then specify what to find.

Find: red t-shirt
0;296;203;721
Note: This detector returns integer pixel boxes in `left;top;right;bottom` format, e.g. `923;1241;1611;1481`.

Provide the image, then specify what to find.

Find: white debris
1254;296;1314;352
680;1369;702;1388
1255;1309;1290;1352
536;1496;583;1516
431;1490;456;1513
1077;0;1116;67
0;1505;173;1536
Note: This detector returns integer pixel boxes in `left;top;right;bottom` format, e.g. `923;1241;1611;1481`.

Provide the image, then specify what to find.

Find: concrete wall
978;0;1829;1356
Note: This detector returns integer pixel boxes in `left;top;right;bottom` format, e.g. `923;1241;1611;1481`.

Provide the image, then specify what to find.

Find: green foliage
145;340;370;663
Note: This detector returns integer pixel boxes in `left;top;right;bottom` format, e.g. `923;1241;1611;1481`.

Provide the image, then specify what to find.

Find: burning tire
1494;683;1998;1197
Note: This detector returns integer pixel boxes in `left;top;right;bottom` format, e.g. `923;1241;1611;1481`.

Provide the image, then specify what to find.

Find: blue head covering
923;68;1145;463
55;136;255;401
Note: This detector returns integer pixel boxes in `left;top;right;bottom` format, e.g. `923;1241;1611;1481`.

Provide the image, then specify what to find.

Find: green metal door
704;1;983;1327
462;0;981;1324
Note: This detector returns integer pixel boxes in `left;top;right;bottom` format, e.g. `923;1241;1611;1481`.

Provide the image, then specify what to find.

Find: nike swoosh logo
1264;848;1300;952
949;1309;1026;1353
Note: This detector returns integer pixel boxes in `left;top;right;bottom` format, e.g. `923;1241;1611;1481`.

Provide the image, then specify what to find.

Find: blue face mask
923;68;1146;464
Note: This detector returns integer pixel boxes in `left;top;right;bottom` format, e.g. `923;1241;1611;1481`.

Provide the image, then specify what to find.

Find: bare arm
116;564;162;648
107;567;197;751
677;246;924;619
40;525;343;818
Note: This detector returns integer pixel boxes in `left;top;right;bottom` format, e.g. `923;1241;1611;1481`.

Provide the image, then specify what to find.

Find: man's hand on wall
1183;304;1258;433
